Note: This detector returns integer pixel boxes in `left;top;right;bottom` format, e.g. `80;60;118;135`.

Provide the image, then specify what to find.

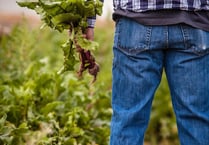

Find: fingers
85;27;94;41
69;27;94;41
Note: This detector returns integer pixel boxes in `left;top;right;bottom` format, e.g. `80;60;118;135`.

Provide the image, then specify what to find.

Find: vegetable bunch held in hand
17;0;103;82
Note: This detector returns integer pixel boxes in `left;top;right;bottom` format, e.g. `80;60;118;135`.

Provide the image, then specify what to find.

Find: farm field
0;16;179;145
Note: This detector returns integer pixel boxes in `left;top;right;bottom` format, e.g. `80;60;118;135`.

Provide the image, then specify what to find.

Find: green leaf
77;37;99;51
95;0;103;15
12;122;28;135
39;1;64;16
0;114;7;127
51;13;81;26
41;101;64;115
16;1;39;9
63;138;77;145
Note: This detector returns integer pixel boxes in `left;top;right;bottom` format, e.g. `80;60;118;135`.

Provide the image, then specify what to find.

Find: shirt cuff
87;17;96;28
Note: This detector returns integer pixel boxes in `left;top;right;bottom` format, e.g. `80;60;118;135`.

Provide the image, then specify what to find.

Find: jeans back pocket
181;25;209;56
114;18;152;56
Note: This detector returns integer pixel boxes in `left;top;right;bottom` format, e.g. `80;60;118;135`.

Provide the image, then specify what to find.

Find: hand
84;27;94;41
68;27;94;40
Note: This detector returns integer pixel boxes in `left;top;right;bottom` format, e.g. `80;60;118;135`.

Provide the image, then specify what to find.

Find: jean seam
180;24;189;50
145;26;152;50
164;26;169;49
117;18;122;49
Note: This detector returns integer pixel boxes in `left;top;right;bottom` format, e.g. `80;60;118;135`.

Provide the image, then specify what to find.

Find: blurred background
0;0;179;145
0;0;113;34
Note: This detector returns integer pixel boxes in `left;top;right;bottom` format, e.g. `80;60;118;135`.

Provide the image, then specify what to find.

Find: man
109;0;209;145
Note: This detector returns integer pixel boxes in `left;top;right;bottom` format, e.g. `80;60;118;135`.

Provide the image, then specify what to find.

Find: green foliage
17;0;103;32
0;24;111;145
0;21;179;145
17;0;103;74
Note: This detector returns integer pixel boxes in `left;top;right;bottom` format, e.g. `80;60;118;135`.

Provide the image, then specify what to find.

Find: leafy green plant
0;24;111;145
17;0;103;81
0;19;180;145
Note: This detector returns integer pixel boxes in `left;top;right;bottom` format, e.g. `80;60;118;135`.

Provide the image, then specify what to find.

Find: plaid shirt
113;0;209;12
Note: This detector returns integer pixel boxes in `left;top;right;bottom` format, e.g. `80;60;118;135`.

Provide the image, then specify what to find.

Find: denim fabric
111;18;209;145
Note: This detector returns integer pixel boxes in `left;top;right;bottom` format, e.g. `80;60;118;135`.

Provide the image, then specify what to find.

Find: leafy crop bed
0;19;179;145
0;23;111;145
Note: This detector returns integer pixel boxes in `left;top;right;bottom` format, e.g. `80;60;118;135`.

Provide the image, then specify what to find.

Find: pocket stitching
117;18;151;54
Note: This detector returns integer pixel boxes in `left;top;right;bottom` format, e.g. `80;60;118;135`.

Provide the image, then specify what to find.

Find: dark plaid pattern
113;0;209;12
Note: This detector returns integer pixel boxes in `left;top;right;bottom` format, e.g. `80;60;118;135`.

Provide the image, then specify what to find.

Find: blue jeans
111;17;209;145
